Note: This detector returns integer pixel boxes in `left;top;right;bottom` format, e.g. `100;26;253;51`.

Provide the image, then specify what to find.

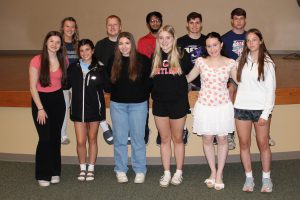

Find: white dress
192;57;235;136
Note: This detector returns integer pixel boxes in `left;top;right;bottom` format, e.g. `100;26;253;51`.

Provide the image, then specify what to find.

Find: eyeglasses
150;19;161;24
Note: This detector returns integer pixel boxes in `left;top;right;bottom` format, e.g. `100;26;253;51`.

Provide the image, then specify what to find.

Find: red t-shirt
29;55;63;92
137;33;156;58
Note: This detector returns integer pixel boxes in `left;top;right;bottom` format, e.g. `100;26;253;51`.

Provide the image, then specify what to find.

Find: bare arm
186;64;201;83
230;66;238;85
29;66;47;125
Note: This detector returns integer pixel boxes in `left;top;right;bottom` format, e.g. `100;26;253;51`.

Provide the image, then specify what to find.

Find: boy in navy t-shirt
222;8;275;150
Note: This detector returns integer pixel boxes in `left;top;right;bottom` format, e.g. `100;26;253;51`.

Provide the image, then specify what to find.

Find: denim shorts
234;108;271;122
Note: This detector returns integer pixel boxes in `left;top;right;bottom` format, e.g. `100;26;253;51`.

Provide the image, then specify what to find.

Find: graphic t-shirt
222;30;246;60
65;42;78;64
177;34;206;89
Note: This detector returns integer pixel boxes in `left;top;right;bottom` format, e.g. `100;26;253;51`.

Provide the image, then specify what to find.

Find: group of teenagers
29;7;276;193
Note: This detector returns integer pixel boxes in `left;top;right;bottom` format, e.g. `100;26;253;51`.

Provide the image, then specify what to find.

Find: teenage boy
137;11;163;145
222;8;275;149
177;12;206;145
137;11;163;58
94;15;122;145
222;8;247;150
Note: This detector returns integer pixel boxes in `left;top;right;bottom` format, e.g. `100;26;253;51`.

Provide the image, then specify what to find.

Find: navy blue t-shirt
65;42;78;64
222;30;246;60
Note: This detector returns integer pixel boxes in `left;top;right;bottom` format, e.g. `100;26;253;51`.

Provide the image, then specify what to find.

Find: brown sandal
86;171;95;181
77;170;86;181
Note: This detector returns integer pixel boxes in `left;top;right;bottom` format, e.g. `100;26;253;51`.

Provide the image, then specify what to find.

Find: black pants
99;90;106;121
32;89;65;181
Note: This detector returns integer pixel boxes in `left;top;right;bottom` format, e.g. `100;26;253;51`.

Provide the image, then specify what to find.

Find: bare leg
254;120;272;172
74;122;88;164
236;119;253;173
87;121;100;165
154;116;172;171
170;116;186;170
202;135;216;179
216;135;228;184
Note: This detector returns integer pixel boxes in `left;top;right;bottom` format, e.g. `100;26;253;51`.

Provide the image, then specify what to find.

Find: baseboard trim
1;151;299;165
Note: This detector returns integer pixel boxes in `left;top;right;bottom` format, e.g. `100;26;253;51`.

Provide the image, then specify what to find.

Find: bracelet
38;108;44;111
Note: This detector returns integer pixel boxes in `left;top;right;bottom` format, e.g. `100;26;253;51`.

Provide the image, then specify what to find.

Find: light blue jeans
110;100;147;174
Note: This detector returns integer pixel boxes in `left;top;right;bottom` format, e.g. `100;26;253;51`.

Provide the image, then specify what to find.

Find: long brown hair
40;31;67;87
111;32;139;83
237;28;273;82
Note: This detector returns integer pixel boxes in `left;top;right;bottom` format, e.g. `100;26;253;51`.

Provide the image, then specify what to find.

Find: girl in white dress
187;32;237;190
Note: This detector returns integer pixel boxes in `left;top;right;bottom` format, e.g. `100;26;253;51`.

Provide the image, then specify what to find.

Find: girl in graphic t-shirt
60;17;79;145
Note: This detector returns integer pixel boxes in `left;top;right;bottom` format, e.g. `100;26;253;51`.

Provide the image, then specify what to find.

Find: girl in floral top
187;32;237;190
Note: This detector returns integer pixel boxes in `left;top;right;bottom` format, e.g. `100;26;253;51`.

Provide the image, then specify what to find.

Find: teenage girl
66;39;107;181
234;28;276;193
29;31;67;187
187;32;236;190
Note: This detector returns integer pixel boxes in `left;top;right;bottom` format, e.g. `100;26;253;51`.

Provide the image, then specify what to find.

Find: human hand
257;118;267;126
37;109;48;125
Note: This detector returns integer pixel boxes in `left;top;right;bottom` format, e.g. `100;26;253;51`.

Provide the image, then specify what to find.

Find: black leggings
32;89;65;181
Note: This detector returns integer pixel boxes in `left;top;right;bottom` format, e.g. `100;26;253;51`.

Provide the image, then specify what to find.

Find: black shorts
153;100;190;119
234;108;271;122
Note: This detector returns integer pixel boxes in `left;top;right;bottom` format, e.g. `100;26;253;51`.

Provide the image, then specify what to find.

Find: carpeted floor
0;159;299;200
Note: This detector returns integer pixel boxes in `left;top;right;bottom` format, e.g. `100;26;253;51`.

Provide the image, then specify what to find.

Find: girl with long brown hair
234;28;276;193
29;31;67;187
107;32;151;184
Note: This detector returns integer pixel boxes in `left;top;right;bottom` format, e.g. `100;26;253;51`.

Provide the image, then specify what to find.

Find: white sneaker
50;176;60;184
61;136;70;145
38;180;50;187
261;178;273;193
116;172;128;183
171;172;183;186
134;173;145;184
269;138;276;146
160;174;171;187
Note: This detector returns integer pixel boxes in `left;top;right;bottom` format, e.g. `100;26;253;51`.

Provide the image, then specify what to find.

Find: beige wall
0;104;299;158
0;0;300;50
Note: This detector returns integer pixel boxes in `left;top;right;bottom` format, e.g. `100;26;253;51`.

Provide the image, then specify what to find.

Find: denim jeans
110;100;147;174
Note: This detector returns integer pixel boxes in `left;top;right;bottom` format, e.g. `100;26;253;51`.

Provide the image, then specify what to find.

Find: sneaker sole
160;183;169;187
261;188;272;193
38;181;50;187
134;180;145;184
61;141;70;145
243;188;254;192
118;181;128;183
171;181;182;186
50;180;60;184
117;179;128;183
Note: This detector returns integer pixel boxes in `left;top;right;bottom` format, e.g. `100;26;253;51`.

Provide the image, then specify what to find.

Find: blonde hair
150;25;182;77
